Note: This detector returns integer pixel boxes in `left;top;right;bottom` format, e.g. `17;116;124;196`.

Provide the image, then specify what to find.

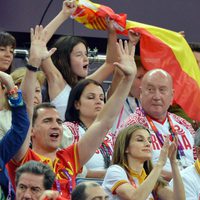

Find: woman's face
70;43;89;78
0;45;14;71
126;129;152;162
75;83;105;121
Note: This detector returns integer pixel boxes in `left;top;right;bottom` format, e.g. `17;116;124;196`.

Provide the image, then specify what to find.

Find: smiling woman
0;32;16;73
102;124;185;200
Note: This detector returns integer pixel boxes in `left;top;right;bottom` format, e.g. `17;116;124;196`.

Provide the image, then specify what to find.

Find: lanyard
146;114;185;157
55;169;73;195
126;98;139;114
5;182;11;200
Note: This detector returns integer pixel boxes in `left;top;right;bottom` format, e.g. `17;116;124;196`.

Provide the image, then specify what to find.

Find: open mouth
49;133;59;140
83;64;88;70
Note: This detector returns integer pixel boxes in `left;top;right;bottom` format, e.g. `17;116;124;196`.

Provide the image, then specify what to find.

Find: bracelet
7;86;18;96
8;89;24;107
26;64;38;72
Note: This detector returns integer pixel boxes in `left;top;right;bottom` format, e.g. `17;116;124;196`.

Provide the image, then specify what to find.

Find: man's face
85;186;109;200
140;71;173;121
129;66;147;98
31;108;63;152
16;173;45;200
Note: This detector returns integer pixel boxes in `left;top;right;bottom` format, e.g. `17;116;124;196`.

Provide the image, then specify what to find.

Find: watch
26;64;38;72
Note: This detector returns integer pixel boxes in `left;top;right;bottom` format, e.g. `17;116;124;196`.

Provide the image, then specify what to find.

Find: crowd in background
0;0;200;200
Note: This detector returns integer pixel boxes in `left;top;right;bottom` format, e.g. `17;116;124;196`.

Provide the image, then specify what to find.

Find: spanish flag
73;0;200;121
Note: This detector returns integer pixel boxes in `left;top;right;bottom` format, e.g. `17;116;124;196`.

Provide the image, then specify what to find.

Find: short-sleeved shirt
169;159;200;200
7;143;80;200
102;165;154;200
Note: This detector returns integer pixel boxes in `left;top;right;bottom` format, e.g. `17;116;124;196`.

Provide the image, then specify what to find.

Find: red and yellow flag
73;0;200;121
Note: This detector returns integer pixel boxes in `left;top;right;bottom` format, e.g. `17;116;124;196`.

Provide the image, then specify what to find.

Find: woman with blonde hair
103;124;185;200
0;67;45;139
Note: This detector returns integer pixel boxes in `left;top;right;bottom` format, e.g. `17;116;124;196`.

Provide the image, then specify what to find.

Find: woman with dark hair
0;31;16;73
61;78;113;178
102;124;185;200
0;31;16;111
41;0;117;120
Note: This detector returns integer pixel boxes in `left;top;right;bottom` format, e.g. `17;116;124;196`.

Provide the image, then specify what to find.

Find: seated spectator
72;182;108;200
103;124;185;200
0;71;29;199
15;160;56;200
41;1;116;120
122;69;195;181
0;32;16;111
169;41;200;130
0;31;16;73
61;79;114;179
170;128;200;199
109;55;146;132
0;67;45;139
7;25;136;199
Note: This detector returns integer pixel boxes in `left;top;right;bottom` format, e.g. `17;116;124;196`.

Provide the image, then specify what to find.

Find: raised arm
78;40;137;166
157;136;185;200
13;25;56;162
107;29;140;99
87;20;118;83
0;72;29;163
40;0;77;100
43;0;77;43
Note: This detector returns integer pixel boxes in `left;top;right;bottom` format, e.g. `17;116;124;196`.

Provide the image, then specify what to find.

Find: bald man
122;69;195;181
72;182;108;200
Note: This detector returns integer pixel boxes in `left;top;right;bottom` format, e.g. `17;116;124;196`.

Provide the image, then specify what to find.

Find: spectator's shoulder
169;112;195;135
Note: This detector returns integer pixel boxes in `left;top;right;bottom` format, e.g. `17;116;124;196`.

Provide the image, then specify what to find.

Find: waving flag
73;0;200;121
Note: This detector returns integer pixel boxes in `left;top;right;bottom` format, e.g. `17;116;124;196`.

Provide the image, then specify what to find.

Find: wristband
8;89;24;107
26;64;38;72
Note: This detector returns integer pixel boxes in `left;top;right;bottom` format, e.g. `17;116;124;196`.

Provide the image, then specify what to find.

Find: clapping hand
157;136;170;167
168;135;178;163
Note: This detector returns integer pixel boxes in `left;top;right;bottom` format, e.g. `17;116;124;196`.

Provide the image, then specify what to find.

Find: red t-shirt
7;143;81;200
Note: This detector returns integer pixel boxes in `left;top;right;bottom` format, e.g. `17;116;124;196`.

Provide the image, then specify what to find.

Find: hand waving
113;39;137;77
29;25;57;67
